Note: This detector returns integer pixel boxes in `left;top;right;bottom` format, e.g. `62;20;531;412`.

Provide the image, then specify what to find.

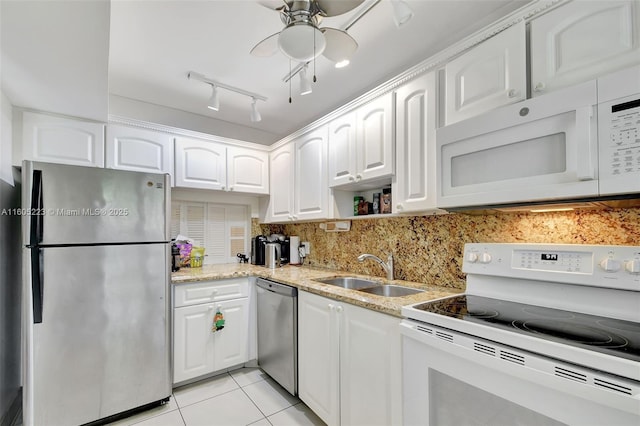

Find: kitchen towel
290;236;300;264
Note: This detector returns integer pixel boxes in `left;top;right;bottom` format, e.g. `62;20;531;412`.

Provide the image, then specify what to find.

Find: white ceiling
108;0;531;145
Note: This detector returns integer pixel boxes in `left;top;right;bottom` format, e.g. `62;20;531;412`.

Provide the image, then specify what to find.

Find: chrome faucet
357;253;394;280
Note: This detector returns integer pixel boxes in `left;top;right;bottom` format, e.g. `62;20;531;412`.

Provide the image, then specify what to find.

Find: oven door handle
575;105;596;181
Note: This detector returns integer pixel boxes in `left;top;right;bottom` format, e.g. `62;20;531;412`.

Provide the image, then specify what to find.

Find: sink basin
358;285;425;297
314;276;382;290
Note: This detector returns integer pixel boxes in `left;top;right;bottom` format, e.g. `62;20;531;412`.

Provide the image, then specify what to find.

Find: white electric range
401;243;640;426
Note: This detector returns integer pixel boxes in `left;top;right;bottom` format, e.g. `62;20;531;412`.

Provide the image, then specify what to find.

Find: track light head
299;64;312;96
250;98;262;122
208;85;220;111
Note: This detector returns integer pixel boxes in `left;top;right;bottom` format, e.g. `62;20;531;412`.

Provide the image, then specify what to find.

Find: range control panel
463;243;640;291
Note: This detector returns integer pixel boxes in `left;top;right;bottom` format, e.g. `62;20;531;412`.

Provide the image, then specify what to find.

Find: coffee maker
171;241;181;272
251;235;268;265
280;237;291;264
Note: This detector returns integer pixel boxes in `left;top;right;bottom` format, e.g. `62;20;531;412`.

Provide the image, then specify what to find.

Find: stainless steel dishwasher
256;278;298;396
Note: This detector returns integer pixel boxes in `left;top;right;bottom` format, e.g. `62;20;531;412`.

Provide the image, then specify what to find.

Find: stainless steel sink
314;276;382;290
357;285;425;297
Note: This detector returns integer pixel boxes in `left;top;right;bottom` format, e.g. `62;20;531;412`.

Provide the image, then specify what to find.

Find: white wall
1;0;110;121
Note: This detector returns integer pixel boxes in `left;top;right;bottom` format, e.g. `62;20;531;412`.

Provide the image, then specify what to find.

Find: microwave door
436;81;598;209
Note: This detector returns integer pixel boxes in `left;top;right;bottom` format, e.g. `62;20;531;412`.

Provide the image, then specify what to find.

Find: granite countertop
172;264;462;317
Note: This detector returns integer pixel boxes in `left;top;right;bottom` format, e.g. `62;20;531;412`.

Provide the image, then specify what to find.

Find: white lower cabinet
298;291;401;426
173;279;250;384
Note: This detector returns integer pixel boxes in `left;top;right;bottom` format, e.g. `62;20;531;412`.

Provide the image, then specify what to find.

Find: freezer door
23;244;171;426
22;161;169;245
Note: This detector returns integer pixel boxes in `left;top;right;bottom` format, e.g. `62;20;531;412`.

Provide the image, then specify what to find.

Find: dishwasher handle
256;279;297;297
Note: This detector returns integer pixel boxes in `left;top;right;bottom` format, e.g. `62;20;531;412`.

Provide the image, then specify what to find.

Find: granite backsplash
254;208;640;290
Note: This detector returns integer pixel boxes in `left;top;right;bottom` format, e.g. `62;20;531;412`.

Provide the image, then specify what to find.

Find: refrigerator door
23;244;171;426
22;161;169;246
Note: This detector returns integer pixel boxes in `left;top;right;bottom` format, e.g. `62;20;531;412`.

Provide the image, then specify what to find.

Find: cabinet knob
356;174;362;181
292;215;298;220
288;215;293;220
336;306;343;314
328;304;334;311
348;175;355;181
229;186;234;191
507;89;518;98
396;204;403;210
533;82;545;92
221;186;226;191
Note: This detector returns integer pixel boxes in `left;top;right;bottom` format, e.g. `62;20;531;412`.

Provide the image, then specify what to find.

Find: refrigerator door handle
29;169;44;247
31;247;44;323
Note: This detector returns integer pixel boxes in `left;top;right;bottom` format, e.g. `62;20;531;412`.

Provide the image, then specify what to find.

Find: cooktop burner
413;295;640;362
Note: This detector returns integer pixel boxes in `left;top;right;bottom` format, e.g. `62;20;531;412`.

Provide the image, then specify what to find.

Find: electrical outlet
301;241;311;255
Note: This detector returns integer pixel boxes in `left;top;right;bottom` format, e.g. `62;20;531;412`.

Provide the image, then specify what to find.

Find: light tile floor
107;368;325;426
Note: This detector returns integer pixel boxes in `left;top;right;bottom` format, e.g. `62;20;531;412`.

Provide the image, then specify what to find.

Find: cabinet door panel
356;93;394;181
445;21;525;125
174;138;226;190
267;144;295;222
22;111;105;167
340;304;401;426
106;125;173;179
328;113;357;188
531;0;640;96
394;73;438;213
295;127;329;220
213;298;249;370
227;146;269;194
298;292;339;426
173;303;215;383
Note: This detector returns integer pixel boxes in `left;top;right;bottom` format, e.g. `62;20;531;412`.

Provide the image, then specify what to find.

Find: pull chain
313;25;317;83
289;59;292;103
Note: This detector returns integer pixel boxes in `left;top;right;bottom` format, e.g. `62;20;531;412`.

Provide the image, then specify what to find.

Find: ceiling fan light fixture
278;22;326;62
207;85;220;111
390;0;414;27
250;98;262;122
299;64;312;95
321;28;358;68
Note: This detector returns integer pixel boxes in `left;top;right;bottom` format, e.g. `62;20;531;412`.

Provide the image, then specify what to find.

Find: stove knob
479;253;492;264
599;258;621;272
625;259;640;274
466;252;479;263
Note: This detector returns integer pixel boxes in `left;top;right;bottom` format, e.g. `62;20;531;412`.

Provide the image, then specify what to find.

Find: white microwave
436;65;640;210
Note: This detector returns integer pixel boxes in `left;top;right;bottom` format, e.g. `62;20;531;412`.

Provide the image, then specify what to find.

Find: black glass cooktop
413;295;640;363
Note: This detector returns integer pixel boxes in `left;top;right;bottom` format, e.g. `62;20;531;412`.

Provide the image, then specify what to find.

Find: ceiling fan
250;0;364;68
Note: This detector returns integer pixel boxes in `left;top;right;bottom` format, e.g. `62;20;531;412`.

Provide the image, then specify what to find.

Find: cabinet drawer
174;278;249;307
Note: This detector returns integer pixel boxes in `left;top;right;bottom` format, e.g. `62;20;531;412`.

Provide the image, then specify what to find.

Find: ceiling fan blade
257;0;289;11
250;33;281;57
322;28;358;64
315;0;364;17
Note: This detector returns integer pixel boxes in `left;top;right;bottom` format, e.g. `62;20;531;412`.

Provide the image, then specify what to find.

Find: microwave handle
576;106;596;181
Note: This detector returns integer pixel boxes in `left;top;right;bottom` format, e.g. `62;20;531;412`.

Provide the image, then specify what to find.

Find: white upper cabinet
444;21;526;125
266;143;295;222
174;137;226;190
393;72;439;213
328;113;357;188
295;126;330;221
356;93;395;182
22;111;105;167
328;93;394;188
530;0;640;97
174;137;269;194
226;146;269;195
105;124;173;178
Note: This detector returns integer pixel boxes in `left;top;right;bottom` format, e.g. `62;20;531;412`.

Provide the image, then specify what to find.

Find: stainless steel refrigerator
21;161;172;426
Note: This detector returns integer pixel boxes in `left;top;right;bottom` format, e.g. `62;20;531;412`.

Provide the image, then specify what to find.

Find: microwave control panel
607;98;640;177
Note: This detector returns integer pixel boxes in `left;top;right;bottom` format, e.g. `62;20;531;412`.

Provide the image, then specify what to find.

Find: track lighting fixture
250;98;261;122
299;64;312;96
390;0;414;27
207;85;220;111
188;71;267;122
